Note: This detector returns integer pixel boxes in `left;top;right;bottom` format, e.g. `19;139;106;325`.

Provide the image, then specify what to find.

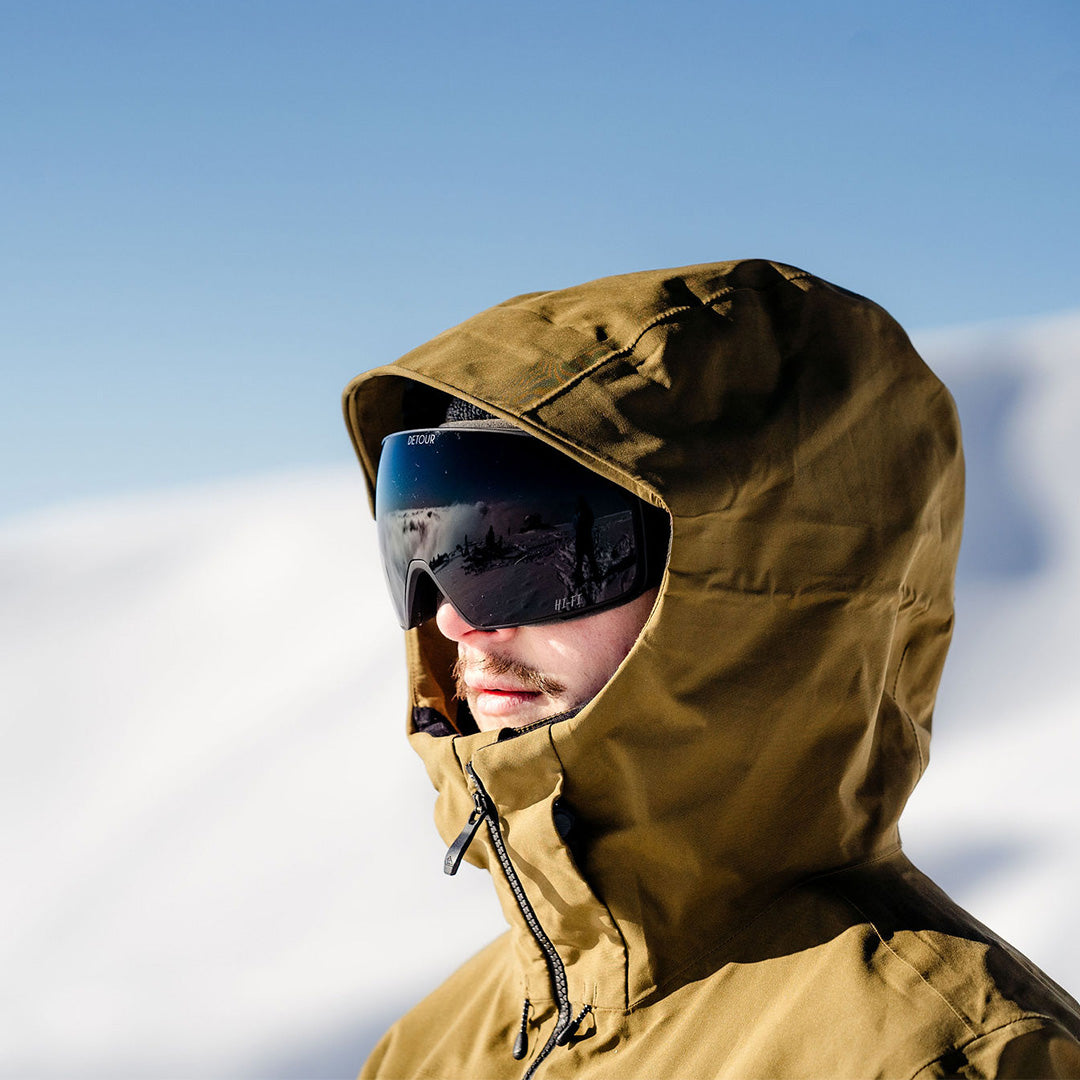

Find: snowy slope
2;311;1079;1078
904;311;1080;986
0;472;504;1078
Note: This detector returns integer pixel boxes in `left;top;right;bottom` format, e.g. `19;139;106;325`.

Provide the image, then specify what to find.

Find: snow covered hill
2;311;1079;1078
905;311;1080;989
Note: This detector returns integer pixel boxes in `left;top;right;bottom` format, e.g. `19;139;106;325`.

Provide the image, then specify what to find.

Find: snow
2;311;1079;1077
903;310;1080;990
0;472;503;1078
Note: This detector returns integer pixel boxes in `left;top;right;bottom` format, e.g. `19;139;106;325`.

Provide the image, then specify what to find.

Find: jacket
342;259;1080;1079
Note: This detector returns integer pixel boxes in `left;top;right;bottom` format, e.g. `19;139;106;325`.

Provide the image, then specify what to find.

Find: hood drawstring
512;998;531;1060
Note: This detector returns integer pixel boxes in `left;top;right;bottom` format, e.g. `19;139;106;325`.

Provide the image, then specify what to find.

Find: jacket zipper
445;762;574;1078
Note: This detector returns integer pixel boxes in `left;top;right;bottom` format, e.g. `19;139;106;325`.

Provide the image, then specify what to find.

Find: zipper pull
443;790;489;876
511;998;531;1060
555;1004;592;1047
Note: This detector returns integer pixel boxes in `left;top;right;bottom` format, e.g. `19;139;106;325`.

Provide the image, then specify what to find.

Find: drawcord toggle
555;1004;593;1047
511;998;531;1060
512;1000;590;1059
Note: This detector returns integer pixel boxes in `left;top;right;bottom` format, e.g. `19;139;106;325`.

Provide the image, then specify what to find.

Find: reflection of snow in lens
380;501;638;624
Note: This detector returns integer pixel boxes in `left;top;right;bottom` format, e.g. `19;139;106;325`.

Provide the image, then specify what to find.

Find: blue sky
2;0;1077;519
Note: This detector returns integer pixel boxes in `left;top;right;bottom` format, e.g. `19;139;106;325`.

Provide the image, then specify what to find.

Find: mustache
452;652;567;699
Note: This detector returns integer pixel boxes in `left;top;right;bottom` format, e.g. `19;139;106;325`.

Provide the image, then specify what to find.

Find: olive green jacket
343;260;1080;1079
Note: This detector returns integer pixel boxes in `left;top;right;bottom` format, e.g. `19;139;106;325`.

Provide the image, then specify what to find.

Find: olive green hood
342;259;964;1011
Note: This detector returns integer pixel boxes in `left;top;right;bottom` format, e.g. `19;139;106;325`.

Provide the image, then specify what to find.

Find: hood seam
523;275;804;417
523;306;695;415
890;641;926;776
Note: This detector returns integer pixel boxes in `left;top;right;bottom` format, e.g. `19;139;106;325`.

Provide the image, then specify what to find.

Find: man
343;260;1080;1078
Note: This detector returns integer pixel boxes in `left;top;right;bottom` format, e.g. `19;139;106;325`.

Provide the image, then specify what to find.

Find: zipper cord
512;998;531;1060
459;764;574;1080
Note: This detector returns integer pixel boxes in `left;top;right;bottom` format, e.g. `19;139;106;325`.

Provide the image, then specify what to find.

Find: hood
342;259;964;1011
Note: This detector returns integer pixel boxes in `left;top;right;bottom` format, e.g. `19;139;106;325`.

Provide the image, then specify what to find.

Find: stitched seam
519;278;797;483
525;277;750;415
835;891;979;1041
907;1016;1062;1080
890;641;911;699
692;285;739;308
526;302;699;413
889;640;925;775
797;842;903;886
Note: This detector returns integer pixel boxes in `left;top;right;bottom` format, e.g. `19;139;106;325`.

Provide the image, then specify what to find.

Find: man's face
436;588;659;732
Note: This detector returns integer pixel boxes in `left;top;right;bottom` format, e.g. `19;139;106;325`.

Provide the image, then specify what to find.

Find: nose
435;598;513;642
434;598;479;642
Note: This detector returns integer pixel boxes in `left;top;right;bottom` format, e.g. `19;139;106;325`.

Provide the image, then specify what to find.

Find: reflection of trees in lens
383;499;640;622
557;510;638;608
572;496;600;590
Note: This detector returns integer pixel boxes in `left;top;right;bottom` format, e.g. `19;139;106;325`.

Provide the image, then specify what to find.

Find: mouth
464;679;545;719
467;680;541;700
466;677;536;694
452;653;567;728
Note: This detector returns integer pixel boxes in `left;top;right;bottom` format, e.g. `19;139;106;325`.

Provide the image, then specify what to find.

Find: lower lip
473;688;541;716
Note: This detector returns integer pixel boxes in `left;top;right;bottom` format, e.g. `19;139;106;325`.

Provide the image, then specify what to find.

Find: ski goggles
375;426;669;630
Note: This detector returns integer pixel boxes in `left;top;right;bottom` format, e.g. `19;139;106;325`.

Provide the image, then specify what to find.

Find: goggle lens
375;428;661;629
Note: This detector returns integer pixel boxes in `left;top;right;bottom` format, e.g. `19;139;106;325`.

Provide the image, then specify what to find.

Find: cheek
529;590;656;702
534;632;594;680
547;625;630;697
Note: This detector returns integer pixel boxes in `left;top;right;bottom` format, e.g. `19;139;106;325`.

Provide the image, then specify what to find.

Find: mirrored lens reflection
376;431;642;627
